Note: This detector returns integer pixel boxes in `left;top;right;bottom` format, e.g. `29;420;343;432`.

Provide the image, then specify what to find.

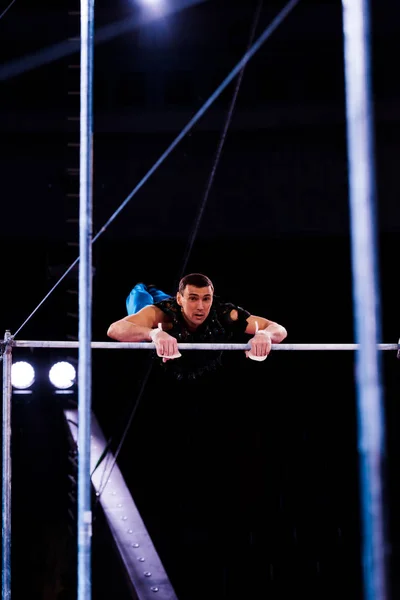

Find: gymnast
107;273;287;379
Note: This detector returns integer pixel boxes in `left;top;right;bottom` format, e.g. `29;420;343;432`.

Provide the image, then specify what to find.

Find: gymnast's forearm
107;320;153;342
261;322;287;343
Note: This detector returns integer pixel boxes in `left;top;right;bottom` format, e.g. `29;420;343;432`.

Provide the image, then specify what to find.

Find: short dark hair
178;273;214;295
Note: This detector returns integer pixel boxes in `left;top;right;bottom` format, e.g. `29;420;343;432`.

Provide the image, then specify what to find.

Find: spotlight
138;0;166;16
49;362;76;390
11;361;35;390
141;0;164;6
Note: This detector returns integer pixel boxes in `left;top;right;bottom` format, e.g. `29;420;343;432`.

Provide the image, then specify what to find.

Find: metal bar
65;410;179;600
9;341;400;351
78;1;94;600
341;2;388;600
2;331;12;600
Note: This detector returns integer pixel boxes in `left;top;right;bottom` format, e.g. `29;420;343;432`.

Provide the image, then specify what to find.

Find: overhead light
141;0;164;6
49;362;76;390
11;361;35;390
138;0;166;16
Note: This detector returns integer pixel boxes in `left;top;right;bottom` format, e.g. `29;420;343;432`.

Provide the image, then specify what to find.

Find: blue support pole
2;331;12;600
78;1;95;600
341;2;388;599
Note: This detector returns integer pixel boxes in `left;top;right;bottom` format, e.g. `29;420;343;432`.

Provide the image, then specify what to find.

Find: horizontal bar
9;341;399;351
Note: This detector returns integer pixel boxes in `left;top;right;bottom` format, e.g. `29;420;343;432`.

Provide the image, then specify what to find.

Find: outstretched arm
107;305;167;342
107;305;181;361
245;315;287;342
244;314;287;360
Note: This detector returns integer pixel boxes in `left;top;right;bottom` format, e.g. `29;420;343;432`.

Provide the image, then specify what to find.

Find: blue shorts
126;283;171;315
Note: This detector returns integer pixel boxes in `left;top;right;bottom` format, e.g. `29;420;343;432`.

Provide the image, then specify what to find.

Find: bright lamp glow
11;361;35;389
49;362;76;390
139;0;166;16
141;0;164;6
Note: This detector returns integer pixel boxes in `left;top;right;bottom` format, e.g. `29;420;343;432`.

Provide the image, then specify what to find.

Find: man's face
176;285;213;329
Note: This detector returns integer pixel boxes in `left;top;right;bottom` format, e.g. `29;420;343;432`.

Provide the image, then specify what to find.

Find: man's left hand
245;329;272;361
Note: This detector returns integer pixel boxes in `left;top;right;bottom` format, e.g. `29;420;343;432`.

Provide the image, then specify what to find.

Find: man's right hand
149;327;182;362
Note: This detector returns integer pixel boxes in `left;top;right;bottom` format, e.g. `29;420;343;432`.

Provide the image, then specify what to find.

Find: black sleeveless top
154;297;251;380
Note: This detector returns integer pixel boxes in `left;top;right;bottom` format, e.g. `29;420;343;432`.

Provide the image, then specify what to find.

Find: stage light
138;0;166;16
141;0;164;7
49;362;76;390
11;361;35;390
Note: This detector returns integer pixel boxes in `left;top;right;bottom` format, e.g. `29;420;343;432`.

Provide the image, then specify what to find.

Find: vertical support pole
2;331;12;600
341;2;388;600
78;2;95;600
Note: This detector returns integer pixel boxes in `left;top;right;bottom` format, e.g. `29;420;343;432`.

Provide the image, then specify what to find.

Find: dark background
1;0;400;598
